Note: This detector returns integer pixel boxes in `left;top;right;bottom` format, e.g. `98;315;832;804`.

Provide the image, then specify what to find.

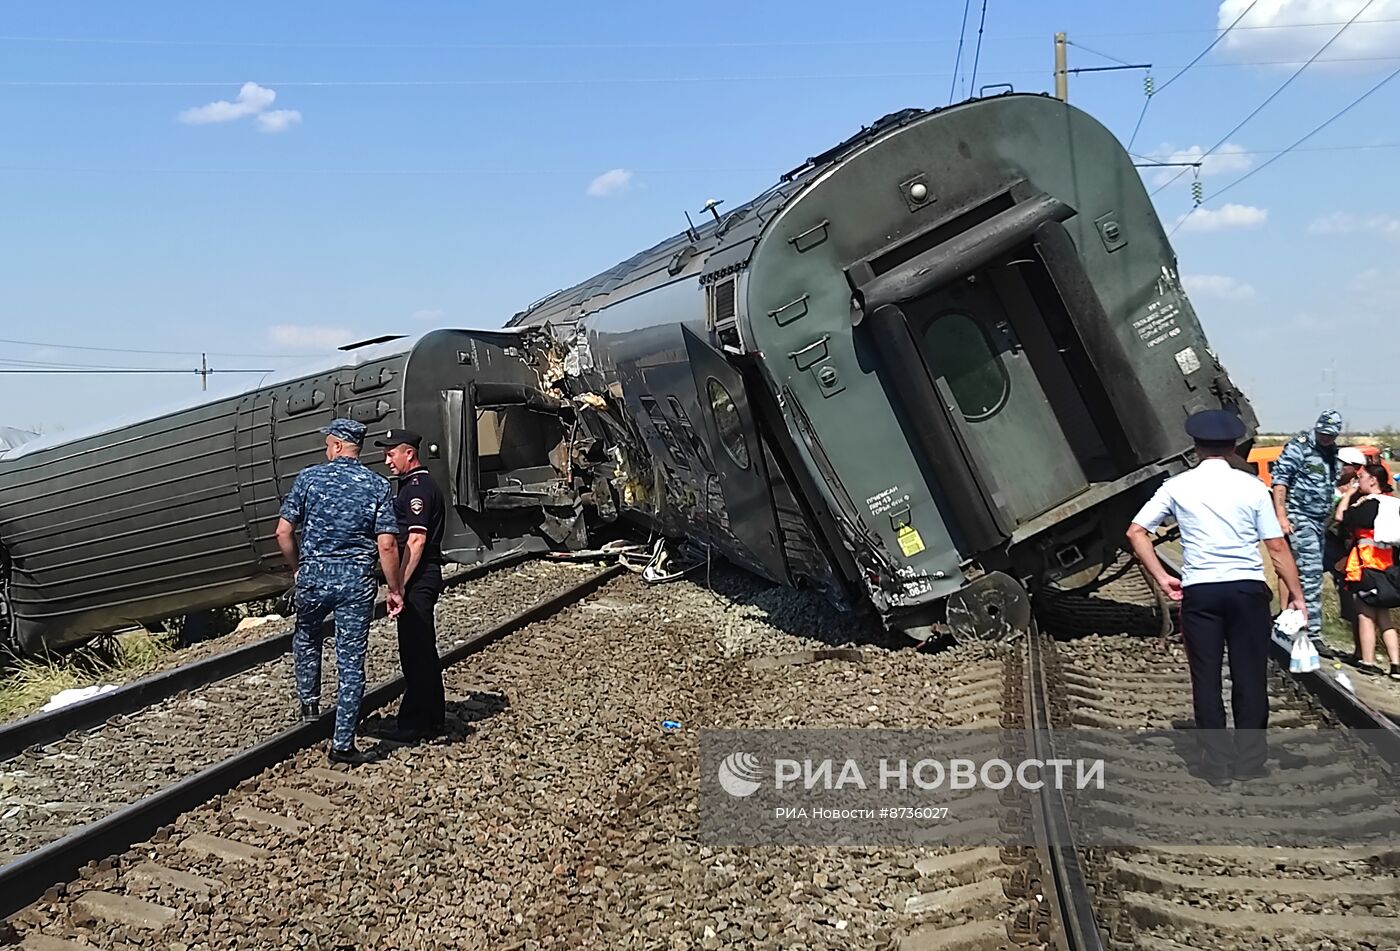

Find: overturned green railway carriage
0;94;1256;653
0;329;583;654
511;95;1255;637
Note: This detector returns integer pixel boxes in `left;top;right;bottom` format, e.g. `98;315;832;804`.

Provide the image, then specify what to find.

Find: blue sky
2;0;1398;434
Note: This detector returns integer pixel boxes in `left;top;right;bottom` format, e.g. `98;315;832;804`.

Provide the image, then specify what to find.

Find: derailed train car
508;94;1255;639
0;329;591;654
1;93;1253;653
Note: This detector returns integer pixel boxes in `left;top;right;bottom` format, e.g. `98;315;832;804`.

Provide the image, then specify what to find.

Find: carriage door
909;271;1088;524
681;326;788;581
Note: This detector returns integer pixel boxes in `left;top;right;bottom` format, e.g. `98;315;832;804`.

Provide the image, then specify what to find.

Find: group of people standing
273;418;447;765
1272;410;1400;679
1127;407;1400;787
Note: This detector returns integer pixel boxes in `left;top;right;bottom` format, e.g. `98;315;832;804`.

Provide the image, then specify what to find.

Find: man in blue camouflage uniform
275;418;404;764
1271;410;1344;655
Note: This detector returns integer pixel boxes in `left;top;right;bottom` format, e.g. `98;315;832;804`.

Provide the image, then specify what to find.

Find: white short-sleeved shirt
1131;458;1283;587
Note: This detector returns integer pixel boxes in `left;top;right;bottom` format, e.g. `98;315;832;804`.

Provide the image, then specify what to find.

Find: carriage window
922;313;1009;421
705;378;750;469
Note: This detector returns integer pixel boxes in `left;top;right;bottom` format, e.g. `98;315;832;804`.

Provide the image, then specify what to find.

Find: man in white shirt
1127;410;1306;785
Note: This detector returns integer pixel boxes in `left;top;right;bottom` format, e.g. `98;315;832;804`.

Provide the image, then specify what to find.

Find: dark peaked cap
373;428;423;448
1184;409;1246;443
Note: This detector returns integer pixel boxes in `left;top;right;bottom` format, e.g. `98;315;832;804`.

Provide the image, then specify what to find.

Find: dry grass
0;628;177;721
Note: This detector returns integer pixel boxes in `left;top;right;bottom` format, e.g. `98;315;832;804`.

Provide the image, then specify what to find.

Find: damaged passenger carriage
0;94;1253;653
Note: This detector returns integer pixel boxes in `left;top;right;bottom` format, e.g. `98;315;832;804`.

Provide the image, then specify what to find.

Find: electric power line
1065;39;1140;68
5;55;1400;88
1128;0;1260;151
0;17;1396;48
1172;60;1400;235
968;0;991;93
1134;141;1400;160
1151;0;1379;197
1;141;1396;179
0;368;273;374
0;336;306;358
1157;0;1260;96
948;0;973;104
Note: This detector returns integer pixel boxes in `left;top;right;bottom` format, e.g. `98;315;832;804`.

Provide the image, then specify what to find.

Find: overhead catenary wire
0;368;274;374
2;18;1398;48
0;336;306;358
1171;59;1400;236
1134;141;1400;160
968;0;991;94
2;141;1398;178
1152;0;1378;197
1065;39;1141;68
1128;0;1260;151
948;0;973;104
6;57;1400;88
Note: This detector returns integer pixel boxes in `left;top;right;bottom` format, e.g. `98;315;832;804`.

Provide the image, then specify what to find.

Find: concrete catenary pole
1054;32;1068;102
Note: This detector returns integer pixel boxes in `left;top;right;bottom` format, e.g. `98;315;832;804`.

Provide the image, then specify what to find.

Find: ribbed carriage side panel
237;358;409;569
0;397;262;641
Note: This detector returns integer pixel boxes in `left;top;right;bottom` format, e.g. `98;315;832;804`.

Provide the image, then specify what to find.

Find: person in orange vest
1335;463;1400;679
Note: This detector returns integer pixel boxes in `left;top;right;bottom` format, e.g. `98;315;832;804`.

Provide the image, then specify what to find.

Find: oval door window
706;378;751;469
922;313;1009;421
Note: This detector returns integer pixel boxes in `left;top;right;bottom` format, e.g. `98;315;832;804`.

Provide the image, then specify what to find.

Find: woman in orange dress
1335;463;1400;678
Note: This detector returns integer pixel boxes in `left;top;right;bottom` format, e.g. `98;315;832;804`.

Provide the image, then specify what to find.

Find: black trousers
1180;580;1271;773
397;563;444;732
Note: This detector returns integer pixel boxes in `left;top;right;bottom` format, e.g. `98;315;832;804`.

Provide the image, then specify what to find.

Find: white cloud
256;109;302;134
1183;273;1258;300
1176;203;1269;232
266;324;353;350
1307;211;1400;237
586;168;634;198
1217;0;1400;62
178;83;301;133
410;308;446;322
178;82;278;125
1150;142;1253;185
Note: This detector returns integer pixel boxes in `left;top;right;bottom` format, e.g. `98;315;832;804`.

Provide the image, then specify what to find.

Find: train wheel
945;571;1033;642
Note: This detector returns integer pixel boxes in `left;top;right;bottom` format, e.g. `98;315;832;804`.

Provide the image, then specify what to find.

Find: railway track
0;554;534;755
5;552;1398;948
1030;557;1400;951
0;559;605;910
2;568;1063;949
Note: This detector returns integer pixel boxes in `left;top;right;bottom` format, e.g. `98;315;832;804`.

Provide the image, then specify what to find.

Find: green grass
0;628;178;721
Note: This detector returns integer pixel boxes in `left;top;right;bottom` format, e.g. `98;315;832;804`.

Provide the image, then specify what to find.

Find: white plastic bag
1290;631;1320;673
1275;608;1306;637
1371;494;1400;546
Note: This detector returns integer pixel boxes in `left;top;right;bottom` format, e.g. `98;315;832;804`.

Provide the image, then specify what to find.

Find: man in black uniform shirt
373;428;446;741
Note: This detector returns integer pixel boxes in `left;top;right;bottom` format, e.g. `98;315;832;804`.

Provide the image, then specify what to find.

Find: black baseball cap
373;428;422;448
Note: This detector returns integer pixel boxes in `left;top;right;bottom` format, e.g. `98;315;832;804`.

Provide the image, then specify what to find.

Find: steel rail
0;551;533;760
1024;627;1106;951
0;561;622;919
1155;548;1400;763
1028;549;1400;950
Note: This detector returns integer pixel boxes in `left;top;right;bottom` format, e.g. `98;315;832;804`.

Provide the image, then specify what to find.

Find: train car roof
505;102;1007;328
1;327;515;461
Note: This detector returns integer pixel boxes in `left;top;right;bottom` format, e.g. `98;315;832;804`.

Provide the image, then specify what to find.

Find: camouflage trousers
292;570;377;750
1287;515;1326;640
